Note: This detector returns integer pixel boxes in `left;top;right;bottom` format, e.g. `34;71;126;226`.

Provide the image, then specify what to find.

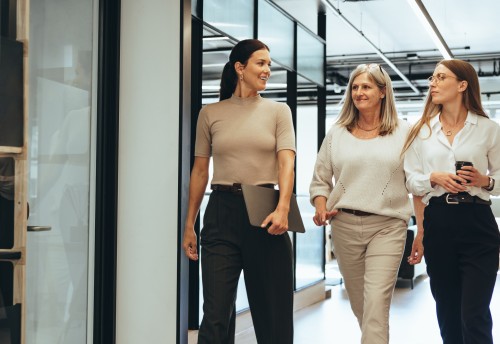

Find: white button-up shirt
404;111;500;204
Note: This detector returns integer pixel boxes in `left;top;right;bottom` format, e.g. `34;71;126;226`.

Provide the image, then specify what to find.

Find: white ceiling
274;0;500;56
322;0;500;56
273;0;500;106
201;0;500;111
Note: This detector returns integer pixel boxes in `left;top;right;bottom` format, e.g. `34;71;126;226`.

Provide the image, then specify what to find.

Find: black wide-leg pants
198;190;294;344
423;202;500;344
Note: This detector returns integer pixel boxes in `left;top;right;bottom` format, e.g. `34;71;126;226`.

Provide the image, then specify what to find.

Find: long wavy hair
402;59;488;154
336;63;398;136
219;39;270;101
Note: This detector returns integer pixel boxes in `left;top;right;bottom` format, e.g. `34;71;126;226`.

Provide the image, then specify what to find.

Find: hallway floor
235;273;500;343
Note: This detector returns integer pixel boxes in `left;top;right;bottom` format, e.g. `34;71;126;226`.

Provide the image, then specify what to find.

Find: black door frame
94;0;120;343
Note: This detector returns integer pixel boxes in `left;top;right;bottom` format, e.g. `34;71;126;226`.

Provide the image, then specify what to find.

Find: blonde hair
336;63;399;136
401;59;488;154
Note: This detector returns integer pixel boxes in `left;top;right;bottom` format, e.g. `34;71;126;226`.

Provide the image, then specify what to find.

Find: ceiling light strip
322;0;420;95
365;39;421;95
406;0;453;60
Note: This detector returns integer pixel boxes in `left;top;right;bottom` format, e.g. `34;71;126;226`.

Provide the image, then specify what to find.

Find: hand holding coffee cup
455;161;473;184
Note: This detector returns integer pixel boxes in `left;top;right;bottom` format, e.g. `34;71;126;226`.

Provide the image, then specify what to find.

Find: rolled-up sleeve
309;133;334;205
404;140;433;196
487;123;500;196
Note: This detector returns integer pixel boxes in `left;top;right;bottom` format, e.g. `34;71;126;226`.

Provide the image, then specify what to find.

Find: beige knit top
195;94;296;185
309;119;412;222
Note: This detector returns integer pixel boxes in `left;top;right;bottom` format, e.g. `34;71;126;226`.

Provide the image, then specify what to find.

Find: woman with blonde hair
310;63;412;344
404;59;500;344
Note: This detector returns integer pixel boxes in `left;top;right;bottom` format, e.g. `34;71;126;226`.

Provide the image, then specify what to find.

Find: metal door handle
27;226;52;232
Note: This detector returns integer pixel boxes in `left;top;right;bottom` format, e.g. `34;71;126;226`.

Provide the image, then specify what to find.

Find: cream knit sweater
309;119;412;222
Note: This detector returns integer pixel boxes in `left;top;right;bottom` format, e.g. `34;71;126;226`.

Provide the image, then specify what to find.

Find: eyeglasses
359;63;384;74
366;63;384;74
427;73;458;84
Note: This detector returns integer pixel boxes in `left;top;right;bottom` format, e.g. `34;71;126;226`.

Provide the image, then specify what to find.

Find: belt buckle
232;183;242;193
445;194;459;205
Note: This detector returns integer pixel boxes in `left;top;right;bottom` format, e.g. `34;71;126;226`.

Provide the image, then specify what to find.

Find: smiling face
428;64;467;106
236;49;271;95
351;72;385;114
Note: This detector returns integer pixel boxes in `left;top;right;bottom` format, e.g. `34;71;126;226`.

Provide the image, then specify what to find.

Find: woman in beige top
310;64;411;344
182;39;296;344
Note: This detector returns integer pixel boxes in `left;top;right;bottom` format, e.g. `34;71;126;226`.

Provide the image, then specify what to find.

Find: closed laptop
241;184;305;233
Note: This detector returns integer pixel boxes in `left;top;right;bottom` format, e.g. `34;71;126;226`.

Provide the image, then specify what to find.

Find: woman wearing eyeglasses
403;59;500;344
310;64;412;344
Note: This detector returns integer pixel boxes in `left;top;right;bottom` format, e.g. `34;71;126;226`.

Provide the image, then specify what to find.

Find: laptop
241;184;306;233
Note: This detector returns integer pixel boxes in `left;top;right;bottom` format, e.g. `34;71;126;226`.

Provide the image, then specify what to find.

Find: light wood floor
234;273;500;344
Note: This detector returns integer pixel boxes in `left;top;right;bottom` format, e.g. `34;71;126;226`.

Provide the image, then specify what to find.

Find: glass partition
26;0;96;342
297;25;324;87
258;0;294;70
204;0;254;40
295;103;324;289
192;0;201;18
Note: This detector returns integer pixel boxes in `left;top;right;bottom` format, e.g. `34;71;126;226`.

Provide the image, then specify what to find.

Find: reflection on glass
258;0;294;70
297;26;324;87
26;0;94;342
295;104;324;289
204;0;254;40
192;0;200;18
295;196;324;289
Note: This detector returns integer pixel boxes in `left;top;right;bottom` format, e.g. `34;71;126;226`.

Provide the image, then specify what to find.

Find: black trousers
423;202;500;344
198;190;294;344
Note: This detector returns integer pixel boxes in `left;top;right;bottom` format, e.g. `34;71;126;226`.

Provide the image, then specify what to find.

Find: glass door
26;0;96;342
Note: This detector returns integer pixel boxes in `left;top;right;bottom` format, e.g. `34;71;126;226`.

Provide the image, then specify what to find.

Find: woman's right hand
313;208;338;226
430;172;467;193
182;226;199;261
407;233;424;265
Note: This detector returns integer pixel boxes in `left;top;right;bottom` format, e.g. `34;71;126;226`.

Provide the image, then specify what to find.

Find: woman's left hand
261;208;289;235
457;166;490;188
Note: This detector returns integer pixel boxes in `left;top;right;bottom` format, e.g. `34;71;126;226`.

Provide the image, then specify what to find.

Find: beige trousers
331;212;407;344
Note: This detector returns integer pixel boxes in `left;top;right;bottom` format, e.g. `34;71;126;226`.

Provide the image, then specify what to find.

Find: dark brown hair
219;39;270;101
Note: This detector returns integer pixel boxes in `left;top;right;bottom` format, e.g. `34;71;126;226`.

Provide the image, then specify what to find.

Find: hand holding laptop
260;206;290;235
242;184;306;233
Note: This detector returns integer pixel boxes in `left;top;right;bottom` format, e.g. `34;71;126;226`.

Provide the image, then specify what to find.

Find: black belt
210;183;275;194
339;208;375;216
430;192;491;206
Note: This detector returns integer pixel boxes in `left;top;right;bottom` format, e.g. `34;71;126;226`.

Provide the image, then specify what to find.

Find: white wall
117;0;180;342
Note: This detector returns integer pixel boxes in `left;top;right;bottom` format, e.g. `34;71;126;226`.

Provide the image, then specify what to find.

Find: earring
239;74;243;81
